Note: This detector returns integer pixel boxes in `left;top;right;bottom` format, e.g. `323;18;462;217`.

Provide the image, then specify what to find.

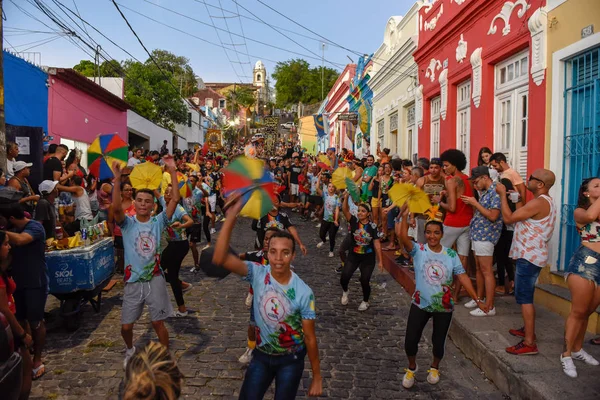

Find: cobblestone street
32;215;505;399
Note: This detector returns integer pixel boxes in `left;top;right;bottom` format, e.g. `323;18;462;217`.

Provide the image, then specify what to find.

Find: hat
39;180;59;195
13;161;33;172
469;166;490;180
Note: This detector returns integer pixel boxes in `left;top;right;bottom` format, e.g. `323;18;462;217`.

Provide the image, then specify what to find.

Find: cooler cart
46;238;115;331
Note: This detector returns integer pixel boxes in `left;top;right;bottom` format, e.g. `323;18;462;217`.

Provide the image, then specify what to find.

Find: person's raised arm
165;165;179;220
398;206;414;254
341;191;351;222
461;195;500;222
515;183;527;205
575;196;600;226
212;197;248;276
440;178;457;213
496;183;541;225
302;319;323;397
111;162;125;224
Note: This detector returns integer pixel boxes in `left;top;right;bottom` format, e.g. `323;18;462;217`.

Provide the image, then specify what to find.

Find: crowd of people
0;134;598;399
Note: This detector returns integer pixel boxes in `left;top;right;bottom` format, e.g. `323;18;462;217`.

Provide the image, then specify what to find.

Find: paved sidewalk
31;216;503;399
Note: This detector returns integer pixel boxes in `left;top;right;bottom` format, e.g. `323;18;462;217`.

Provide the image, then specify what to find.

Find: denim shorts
565;245;600;286
514;258;542;305
387;206;399;230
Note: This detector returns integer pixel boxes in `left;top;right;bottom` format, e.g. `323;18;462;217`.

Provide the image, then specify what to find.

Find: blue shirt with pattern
470;183;503;244
159;197;189;242
243;262;316;355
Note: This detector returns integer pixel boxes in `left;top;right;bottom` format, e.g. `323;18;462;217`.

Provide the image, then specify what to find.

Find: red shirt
443;173;474;228
0;275;17;314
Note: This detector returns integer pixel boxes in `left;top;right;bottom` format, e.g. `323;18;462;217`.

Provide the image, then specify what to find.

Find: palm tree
225;85;256;116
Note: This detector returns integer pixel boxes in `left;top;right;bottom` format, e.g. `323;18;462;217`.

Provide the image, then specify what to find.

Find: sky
5;0;416;83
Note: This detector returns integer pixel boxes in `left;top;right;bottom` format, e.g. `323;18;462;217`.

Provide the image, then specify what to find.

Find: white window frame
205;98;214;108
430;96;441;158
406;105;416;161
496;50;529;92
494;50;529;180
377;119;385;148
389;112;398;155
456;81;471;171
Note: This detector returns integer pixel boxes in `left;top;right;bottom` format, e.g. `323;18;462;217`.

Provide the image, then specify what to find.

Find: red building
414;0;547;177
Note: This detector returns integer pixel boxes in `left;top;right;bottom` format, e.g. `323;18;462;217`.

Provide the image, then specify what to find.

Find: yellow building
299;115;318;155
539;0;600;332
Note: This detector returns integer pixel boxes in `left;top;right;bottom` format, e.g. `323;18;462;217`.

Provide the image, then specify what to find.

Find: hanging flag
314;114;326;138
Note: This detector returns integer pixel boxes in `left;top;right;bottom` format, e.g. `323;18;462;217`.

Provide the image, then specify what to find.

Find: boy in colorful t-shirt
213;199;322;399
113;162;180;369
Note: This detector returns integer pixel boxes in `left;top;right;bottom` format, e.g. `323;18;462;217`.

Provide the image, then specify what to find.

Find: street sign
338;113;358;123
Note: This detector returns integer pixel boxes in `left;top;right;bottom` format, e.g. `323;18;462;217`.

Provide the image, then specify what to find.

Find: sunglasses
529;175;545;185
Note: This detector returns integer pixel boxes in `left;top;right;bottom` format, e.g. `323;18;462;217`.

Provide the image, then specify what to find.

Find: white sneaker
190;267;197;273
173;310;188;317
572;349;600;366
123;346;136;370
402;367;417;389
316;223;321;228
201;243;211;250
470;307;496;317
328;251;334;258
245;292;253;308
341;291;349;305
238;347;253;364
210;228;217;234
358;301;369;311
427;368;440;384
317;242;324;248
464;299;479;308
561;355;578;378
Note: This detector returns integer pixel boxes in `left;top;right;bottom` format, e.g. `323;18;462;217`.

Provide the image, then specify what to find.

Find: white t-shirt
127;157;141;167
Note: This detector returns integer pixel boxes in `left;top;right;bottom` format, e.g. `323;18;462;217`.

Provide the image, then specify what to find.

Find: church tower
253;60;266;88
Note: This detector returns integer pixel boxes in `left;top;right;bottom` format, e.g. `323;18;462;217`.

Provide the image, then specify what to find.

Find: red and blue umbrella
88;133;128;180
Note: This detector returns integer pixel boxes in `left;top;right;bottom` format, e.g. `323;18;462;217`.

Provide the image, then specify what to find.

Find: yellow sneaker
427;368;440;384
402;367;417;389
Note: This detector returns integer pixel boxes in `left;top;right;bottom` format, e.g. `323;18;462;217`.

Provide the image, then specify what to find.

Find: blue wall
4;51;48;134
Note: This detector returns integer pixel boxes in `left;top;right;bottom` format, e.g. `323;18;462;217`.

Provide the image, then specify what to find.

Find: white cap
13;161;33;172
39;180;59;195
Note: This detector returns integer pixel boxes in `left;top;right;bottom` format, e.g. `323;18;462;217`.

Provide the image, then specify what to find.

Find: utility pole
0;0;7;172
95;45;102;86
321;42;325;101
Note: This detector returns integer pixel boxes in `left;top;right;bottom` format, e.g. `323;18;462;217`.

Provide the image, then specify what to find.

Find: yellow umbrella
388;183;432;214
130;162;163;190
186;163;200;172
332;167;353;190
318;154;331;167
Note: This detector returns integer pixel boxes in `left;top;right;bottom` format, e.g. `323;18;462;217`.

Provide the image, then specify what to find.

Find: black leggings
162;240;189;306
319;221;339;252
201;206;211;243
495;228;514;286
340;252;376;301
405;304;453;360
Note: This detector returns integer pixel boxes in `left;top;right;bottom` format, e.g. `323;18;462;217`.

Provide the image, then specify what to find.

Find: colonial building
414;0;547;176
370;3;419;160
324;64;356;151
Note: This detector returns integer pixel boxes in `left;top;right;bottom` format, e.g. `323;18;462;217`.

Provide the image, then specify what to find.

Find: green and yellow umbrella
87;133;128;179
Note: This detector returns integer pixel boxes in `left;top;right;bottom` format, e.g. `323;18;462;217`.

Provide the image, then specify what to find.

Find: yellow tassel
248;340;256;350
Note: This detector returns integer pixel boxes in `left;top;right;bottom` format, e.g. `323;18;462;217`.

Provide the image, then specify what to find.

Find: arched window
256;73;262;82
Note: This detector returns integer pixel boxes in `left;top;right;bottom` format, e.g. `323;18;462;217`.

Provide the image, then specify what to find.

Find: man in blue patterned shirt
460;166;503;317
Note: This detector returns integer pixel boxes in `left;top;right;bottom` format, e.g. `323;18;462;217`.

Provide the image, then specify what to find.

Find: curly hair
124;342;183;400
440;149;467;172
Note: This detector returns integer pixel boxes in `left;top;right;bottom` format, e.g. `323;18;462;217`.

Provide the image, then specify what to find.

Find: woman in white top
61;175;93;224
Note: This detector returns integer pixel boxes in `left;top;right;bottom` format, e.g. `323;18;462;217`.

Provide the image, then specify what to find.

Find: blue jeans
514;258;542;305
239;347;307;400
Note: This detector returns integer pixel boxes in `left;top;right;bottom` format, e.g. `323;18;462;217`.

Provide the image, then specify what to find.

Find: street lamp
245;117;251;137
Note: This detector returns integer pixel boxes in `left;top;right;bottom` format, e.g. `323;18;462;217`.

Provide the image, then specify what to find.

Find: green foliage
225;85;256;115
73;60;122;77
272;59;339;108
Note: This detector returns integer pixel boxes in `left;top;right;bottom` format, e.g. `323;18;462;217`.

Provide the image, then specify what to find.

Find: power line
233;0;252;67
218;0;249;65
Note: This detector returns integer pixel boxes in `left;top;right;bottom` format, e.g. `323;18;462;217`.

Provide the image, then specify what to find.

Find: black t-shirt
290;164;303;184
9;220;47;289
245;250;267;265
34;198;56;239
349;216;381;254
43;157;63;181
256;212;293;246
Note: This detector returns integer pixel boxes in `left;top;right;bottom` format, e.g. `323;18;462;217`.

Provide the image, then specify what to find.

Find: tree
272;59;339;107
73;60;122;77
225;85;256;115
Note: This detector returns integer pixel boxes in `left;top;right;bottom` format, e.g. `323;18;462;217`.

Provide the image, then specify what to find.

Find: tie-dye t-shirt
349;216;381;254
243;262;316;355
323;193;340;222
409;242;465;313
119;213;169;283
159;197;189;242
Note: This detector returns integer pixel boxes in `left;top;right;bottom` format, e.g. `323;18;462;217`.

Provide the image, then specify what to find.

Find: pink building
47;68;129;166
324;64;356;151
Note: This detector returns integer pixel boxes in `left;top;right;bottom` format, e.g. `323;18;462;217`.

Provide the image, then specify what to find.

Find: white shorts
290;183;299;196
208;194;217;213
440;225;471;256
472;241;495;257
121;275;173;324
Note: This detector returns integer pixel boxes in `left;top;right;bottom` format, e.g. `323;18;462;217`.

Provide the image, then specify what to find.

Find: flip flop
590;337;600;345
33;364;46;380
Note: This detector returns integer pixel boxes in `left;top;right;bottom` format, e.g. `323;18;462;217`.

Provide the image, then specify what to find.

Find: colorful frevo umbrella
129;162;163;190
177;172;193;198
345;177;361;203
222;156;276;220
88;133;128;180
388;183;432;214
317;154;332;170
332;167;353;190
